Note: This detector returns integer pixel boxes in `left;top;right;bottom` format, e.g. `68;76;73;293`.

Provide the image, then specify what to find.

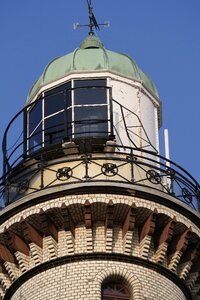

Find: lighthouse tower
0;6;200;300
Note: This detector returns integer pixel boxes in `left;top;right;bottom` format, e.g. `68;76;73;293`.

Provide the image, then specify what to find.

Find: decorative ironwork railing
0;144;199;211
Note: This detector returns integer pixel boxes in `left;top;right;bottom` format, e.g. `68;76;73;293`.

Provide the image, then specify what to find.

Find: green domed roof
28;35;158;101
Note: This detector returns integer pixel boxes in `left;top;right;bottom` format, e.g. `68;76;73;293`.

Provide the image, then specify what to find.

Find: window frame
27;96;43;153
26;78;111;153
71;79;109;138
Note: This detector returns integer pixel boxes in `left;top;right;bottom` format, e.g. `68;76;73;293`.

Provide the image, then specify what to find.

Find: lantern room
25;34;161;155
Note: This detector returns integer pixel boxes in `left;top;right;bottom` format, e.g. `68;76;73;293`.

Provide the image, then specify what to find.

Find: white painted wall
110;76;160;154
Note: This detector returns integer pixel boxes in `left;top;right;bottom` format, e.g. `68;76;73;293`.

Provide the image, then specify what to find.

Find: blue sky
0;0;200;183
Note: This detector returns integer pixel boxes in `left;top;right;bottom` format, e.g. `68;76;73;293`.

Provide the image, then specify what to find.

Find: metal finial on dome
87;0;99;35
73;0;110;35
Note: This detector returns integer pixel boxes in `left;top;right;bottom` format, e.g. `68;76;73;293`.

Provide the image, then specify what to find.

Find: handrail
0;143;199;211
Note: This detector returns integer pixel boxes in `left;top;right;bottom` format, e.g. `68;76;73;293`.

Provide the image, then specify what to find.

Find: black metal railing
0;144;199;211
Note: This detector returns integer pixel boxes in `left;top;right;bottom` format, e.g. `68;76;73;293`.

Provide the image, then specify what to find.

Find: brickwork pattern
0;193;199;299
1;194;199;236
10;261;186;300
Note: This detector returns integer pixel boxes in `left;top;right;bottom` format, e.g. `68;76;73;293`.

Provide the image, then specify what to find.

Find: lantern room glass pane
29;100;42;134
29;123;42;153
44;112;64;145
74;106;108;137
74;79;106;105
44;82;71;117
73;79;108;138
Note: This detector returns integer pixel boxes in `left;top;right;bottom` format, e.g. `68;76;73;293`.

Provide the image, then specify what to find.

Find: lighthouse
0;4;200;300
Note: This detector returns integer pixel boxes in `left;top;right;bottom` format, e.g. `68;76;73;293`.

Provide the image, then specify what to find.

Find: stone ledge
1;183;200;228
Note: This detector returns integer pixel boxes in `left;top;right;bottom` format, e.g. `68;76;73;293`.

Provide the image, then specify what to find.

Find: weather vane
73;0;110;35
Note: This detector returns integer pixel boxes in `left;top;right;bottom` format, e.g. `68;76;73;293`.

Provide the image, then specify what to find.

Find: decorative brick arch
94;266;143;300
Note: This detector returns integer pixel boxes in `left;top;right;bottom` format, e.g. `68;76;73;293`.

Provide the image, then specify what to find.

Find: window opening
102;281;131;300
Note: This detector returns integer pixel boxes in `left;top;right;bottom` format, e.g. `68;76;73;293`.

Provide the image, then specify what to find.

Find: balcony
0;142;199;211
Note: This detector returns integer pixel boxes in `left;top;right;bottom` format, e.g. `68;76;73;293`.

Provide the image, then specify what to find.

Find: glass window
73;79;108;137
74;106;108;137
29;123;42;153
43;82;71;145
28;99;42;153
44;112;64;145
27;79;110;153
74;79;106;105
74;79;106;88
44;82;71;117
27;82;72;152
29;100;42;134
102;282;130;300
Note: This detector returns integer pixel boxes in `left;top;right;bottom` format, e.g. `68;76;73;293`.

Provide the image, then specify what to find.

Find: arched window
102;281;131;300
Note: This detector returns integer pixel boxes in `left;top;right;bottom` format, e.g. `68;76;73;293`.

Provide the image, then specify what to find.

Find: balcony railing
0;143;199;211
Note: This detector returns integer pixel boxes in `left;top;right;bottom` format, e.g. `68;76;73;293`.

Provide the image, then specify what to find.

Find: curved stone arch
93;266;143;300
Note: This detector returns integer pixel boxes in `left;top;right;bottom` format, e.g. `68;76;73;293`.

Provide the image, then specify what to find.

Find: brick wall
11;260;186;300
0;193;198;299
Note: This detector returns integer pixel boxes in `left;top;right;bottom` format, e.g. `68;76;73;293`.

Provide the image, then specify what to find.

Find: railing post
196;184;200;211
23;107;28;158
130;148;135;182
83;154;91;180
109;87;114;136
2;133;7;177
39;154;45;189
169;168;175;196
5;179;10;206
64;89;68;139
